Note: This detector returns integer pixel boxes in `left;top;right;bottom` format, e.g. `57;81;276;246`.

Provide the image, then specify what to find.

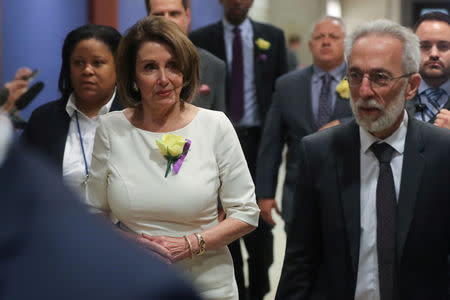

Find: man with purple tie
190;1;287;299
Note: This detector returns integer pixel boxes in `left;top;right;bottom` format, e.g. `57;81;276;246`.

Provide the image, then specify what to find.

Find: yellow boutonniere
336;78;350;99
156;134;191;177
255;38;271;50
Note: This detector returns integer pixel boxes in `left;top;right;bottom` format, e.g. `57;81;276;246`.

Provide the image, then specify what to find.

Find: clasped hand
137;233;193;264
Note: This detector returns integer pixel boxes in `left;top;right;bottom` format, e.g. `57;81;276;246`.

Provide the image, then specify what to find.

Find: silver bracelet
195;233;206;255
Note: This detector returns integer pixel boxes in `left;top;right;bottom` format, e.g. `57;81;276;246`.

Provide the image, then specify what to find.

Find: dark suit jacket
0;145;200;299
276;118;450;300
255;65;353;225
194;47;226;112
406;94;450;123
189;19;288;124
20;95;122;173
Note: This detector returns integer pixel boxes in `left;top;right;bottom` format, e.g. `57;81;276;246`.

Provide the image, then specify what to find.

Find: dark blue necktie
421;88;446;121
371;142;398;300
230;27;244;123
317;73;333;128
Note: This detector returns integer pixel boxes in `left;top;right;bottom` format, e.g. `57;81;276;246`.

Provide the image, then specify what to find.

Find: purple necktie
317;73;333;128
230;27;244;123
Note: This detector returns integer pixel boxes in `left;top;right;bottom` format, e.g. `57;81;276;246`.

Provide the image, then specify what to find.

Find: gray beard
350;82;407;134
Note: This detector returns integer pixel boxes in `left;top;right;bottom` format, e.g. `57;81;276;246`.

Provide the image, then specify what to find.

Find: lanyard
75;111;89;185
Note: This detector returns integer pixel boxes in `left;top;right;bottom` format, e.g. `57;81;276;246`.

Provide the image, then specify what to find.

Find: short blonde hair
116;16;200;107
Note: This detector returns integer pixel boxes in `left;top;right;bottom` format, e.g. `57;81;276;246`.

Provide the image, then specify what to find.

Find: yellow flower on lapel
156;134;186;157
336;78;350;99
255;38;271;50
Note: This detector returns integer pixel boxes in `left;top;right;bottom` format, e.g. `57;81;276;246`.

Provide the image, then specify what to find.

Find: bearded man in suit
406;12;450;128
256;16;353;230
276;19;450;300
189;0;288;299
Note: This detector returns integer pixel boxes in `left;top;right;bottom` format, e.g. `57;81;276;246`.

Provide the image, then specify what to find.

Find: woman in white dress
86;17;259;299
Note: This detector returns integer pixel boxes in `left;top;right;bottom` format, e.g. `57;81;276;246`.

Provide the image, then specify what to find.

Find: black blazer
276;118;450;300
189;19;288;124
0;145;200;299
255;65;353;225
20;95;122;173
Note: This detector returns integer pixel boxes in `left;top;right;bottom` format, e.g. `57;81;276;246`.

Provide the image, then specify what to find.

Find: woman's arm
140;112;259;263
140;217;255;263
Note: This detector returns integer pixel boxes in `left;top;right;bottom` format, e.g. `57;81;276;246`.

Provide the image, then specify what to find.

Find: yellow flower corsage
255;38;271;50
336;78;350;99
156;134;191;177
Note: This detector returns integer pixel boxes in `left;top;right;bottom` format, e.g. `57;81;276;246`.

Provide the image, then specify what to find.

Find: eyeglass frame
346;71;415;88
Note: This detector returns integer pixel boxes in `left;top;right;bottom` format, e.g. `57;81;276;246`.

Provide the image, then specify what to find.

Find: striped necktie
421;88;446;122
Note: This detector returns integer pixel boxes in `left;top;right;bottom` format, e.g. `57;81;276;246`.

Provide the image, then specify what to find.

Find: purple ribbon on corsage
172;139;191;174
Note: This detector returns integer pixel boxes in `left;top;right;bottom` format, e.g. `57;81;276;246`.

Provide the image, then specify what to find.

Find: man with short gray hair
276;19;450;300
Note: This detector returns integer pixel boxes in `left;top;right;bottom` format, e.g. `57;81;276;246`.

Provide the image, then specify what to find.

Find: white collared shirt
62;90;115;203
354;111;408;300
222;18;260;127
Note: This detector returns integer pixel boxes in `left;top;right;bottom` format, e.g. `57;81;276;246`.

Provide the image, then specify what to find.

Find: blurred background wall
1;0;449;120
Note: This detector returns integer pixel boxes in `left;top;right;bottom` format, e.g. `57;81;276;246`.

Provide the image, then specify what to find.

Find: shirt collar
418;77;450;95
222;17;252;36
312;62;347;83
360;110;408;155
65;87;116;119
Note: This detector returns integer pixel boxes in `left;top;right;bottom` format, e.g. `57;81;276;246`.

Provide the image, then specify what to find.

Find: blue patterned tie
317;73;333;128
421;88;446;121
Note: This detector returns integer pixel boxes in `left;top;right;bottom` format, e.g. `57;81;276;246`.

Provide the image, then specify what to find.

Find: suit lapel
336;121;361;274
396;118;425;261
53;99;71;168
405;94;418;117
332;95;350;119
251;20;264;107
301;66;317;131
213;21;227;62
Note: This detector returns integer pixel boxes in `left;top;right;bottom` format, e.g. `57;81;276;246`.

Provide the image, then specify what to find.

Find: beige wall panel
342;0;402;33
250;0;327;66
247;0;402;66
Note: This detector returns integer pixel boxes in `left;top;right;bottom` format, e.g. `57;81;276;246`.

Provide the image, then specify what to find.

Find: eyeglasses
346;71;414;88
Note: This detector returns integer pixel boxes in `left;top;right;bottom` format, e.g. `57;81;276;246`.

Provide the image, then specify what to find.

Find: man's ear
185;7;191;32
405;73;421;101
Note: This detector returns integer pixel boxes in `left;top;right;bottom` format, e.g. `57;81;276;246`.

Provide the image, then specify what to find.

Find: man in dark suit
189;1;287;299
146;0;226;112
0;114;200;300
276;19;450;300
256;16;353;230
406;12;450;129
